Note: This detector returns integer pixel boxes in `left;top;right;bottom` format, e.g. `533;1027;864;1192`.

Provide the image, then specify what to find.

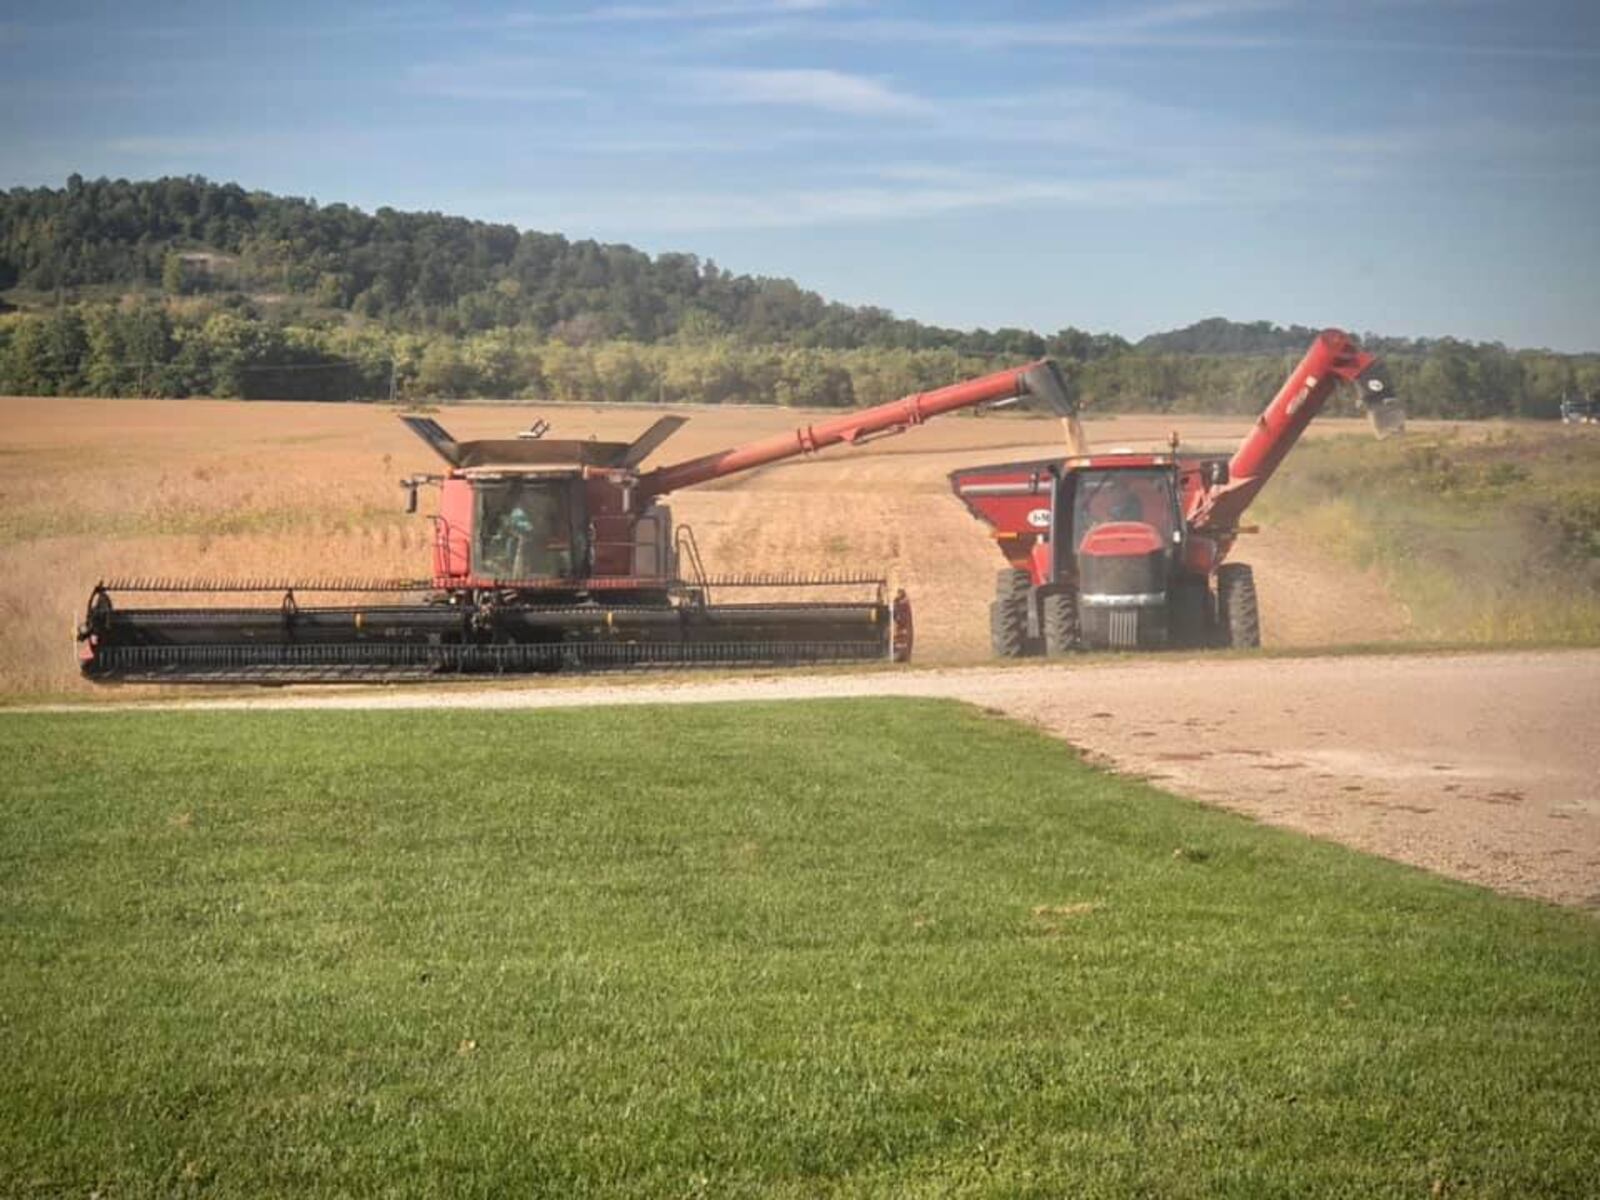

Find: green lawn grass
2;700;1597;1198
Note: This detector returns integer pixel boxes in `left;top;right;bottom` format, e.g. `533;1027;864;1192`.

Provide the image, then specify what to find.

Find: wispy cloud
697;0;1597;59
537;127;845;155
593;0;841;18
505;0;845;26
1312;35;1600;62
500;162;1268;234
698;0;1289;50
1103;0;1286;31
405;59;586;103
410;81;588;101
687;67;930;115
104;135;242;156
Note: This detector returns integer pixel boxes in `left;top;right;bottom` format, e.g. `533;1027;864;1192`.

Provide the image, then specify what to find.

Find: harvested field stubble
1;394;1445;697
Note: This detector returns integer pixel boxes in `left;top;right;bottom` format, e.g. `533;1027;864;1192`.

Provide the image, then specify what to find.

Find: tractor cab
1057;461;1183;648
1069;467;1182;547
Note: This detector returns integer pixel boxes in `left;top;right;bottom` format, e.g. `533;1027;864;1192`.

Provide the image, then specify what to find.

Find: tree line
1;175;1596;417
4;296;1596;419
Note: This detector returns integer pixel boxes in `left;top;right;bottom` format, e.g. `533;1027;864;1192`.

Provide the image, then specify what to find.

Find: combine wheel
1041;590;1079;657
1216;563;1261;649
990;569;1031;658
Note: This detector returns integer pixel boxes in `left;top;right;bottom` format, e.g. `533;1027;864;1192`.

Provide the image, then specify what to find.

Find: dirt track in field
43;649;1600;909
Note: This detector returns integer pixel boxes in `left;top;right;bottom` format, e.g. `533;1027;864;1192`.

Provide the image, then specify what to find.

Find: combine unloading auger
79;360;1074;683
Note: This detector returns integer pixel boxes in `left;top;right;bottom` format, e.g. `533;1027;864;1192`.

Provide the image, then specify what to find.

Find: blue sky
3;0;1598;350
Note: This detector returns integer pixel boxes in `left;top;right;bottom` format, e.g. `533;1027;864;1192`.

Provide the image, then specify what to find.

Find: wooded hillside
2;175;1595;415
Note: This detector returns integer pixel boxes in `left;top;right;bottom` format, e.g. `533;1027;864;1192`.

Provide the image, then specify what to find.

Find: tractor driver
1108;489;1144;523
1084;476;1146;526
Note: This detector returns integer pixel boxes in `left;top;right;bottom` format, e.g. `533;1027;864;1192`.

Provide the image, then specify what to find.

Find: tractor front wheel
1216;563;1261;649
1041;590;1079;657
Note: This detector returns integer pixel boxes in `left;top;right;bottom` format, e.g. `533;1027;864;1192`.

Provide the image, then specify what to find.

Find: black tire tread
1217;562;1261;649
995;568;1031;600
1041;591;1079;657
990;569;1032;658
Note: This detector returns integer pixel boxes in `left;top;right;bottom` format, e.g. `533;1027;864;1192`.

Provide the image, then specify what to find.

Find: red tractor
951;330;1402;654
79;360;1074;681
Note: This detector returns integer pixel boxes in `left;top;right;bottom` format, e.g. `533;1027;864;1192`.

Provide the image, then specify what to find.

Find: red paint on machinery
951;330;1401;654
80;361;1072;681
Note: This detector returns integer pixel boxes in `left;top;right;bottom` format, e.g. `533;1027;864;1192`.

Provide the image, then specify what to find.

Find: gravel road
34;649;1600;908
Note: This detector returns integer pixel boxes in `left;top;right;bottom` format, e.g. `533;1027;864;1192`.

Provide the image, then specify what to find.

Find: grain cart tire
1217;563;1261;649
995;567;1032;603
991;569;1032;658
1170;579;1214;649
1041;590;1079;657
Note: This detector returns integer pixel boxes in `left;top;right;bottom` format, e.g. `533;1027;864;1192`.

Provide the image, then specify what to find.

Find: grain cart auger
77;360;1075;682
951;329;1402;655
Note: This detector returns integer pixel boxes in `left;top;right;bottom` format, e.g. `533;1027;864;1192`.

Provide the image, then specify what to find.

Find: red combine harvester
951;330;1403;655
78;360;1074;682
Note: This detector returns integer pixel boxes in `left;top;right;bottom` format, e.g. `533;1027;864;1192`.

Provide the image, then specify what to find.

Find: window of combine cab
1071;469;1180;548
473;478;585;580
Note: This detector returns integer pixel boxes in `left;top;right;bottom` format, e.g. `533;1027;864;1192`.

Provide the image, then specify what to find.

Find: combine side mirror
1204;460;1230;488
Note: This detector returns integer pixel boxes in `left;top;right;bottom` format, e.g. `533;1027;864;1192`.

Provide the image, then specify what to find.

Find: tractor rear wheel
1216;563;1261;649
1041;590;1079;657
990;569;1031;658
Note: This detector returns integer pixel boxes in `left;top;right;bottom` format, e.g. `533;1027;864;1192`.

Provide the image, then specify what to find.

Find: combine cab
952;329;1403;653
79;360;1074;682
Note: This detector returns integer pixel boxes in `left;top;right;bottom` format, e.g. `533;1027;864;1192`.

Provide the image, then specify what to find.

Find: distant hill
1135;317;1498;359
0;174;1126;360
3;175;1580;360
2;176;1596;416
1138;318;1329;356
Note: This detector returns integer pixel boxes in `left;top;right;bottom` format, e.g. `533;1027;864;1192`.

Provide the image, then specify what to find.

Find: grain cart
951;329;1402;654
79;360;1074;681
